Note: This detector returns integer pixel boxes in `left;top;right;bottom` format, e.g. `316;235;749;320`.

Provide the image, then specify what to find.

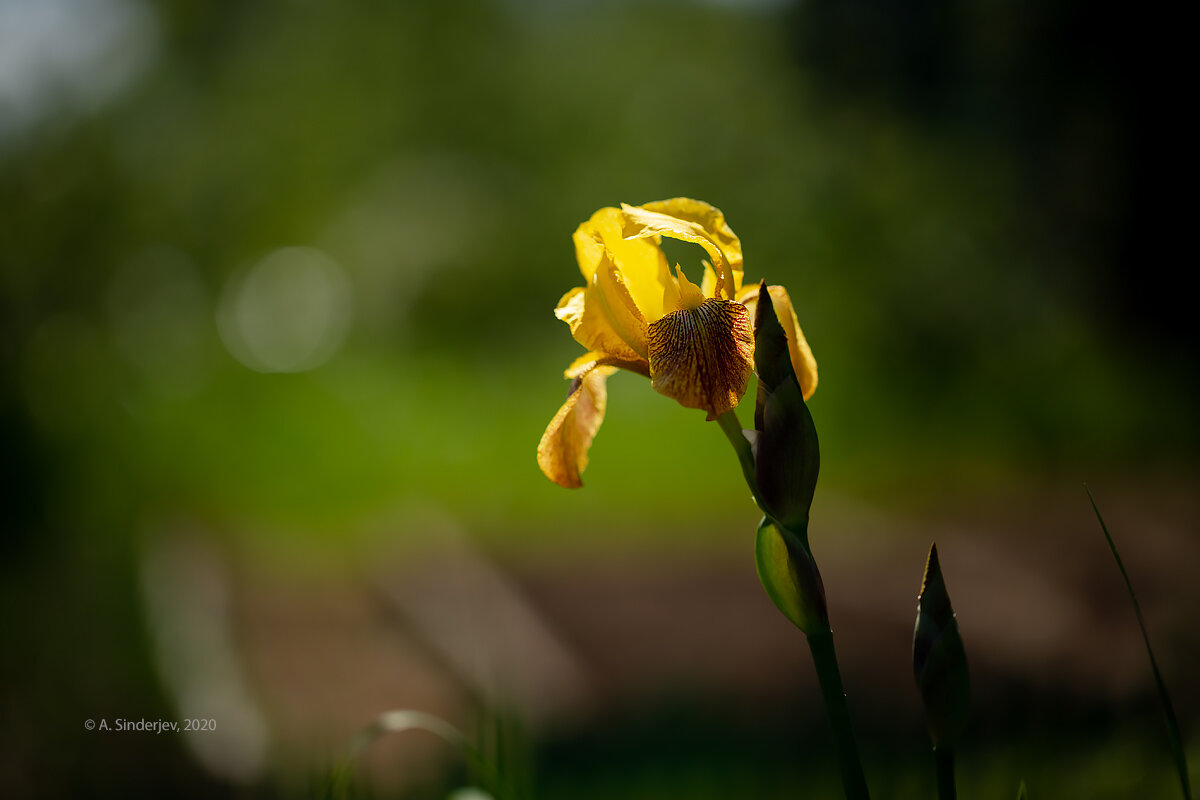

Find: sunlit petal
647;298;754;420
738;283;818;399
537;359;619;488
555;258;649;361
621;199;744;301
574;207;672;322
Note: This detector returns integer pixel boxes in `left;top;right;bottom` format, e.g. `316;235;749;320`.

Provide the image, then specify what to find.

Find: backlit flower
538;198;817;488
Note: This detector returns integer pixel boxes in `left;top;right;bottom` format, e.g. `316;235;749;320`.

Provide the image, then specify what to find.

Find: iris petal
574;207;673;322
647;298;755;420
537;353;644;488
620;199;744;302
555;258;649;361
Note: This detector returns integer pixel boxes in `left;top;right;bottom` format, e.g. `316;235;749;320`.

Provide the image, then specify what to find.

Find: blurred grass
313;698;1191;799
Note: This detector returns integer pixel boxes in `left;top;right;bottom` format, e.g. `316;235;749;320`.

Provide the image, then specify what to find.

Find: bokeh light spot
217;246;353;373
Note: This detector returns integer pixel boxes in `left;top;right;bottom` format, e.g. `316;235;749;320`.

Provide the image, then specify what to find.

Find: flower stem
718;410;869;800
717;410;775;518
807;629;871;800
933;745;956;800
717;411;758;498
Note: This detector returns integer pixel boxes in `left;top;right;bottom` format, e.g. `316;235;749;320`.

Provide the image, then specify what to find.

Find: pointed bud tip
920;542;940;597
913;540;970;747
917;541;953;623
752;280;793;393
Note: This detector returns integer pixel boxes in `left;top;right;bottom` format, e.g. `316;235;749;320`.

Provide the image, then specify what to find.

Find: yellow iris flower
538;198;818;488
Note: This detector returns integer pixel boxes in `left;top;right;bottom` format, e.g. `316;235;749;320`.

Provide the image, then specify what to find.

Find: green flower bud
751;281;820;533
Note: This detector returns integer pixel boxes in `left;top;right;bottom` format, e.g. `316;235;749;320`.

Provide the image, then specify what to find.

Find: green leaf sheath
755;518;828;634
755;377;820;533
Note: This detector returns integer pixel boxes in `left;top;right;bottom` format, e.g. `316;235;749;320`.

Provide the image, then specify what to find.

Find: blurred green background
2;0;1195;797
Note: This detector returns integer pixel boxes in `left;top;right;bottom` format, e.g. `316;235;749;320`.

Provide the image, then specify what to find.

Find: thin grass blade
1086;485;1192;800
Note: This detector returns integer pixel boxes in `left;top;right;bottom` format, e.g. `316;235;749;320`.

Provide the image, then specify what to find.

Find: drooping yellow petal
537;359;620;488
573;206;673;322
647;298;755;420
738;283;818;400
555;256;650;361
620;199;744;301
